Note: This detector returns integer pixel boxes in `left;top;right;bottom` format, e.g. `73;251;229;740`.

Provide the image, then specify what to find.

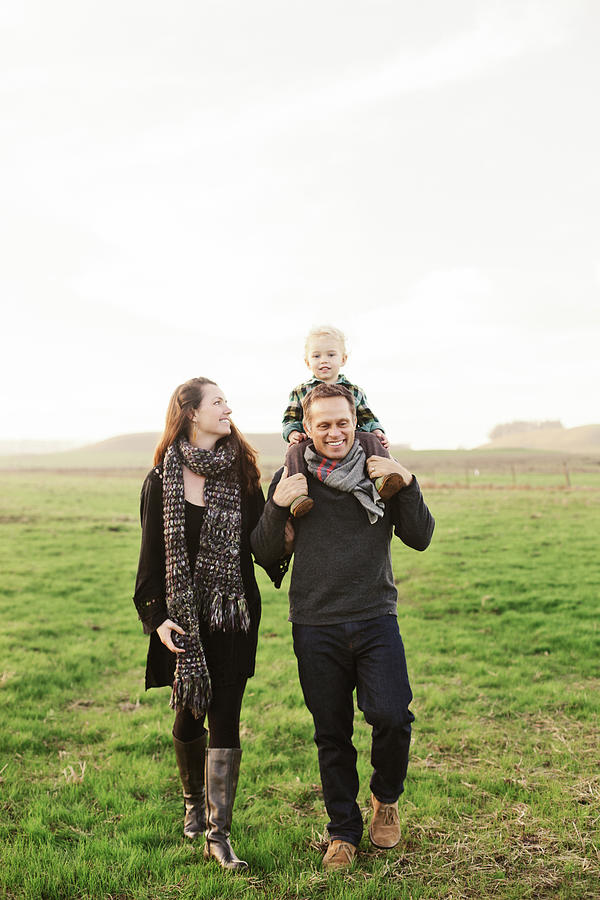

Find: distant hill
83;431;288;460
2;426;599;473
0;432;289;473
481;424;600;455
0;440;82;455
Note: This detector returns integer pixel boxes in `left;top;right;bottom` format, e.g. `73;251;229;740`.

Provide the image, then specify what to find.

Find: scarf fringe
204;591;250;632
170;671;212;720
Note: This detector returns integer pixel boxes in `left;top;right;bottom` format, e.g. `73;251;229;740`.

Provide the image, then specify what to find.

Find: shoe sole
368;826;400;849
376;473;404;500
290;496;314;518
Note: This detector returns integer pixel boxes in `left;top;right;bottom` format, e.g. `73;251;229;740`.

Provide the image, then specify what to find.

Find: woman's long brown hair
153;377;261;495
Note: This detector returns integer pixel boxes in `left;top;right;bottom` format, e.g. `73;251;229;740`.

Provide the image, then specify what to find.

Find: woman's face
191;384;232;441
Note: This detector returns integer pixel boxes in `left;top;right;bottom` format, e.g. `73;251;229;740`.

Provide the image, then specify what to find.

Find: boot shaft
205;747;242;836
173;732;207;839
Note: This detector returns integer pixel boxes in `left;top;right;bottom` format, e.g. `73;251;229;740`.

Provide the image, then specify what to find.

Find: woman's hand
156;618;186;654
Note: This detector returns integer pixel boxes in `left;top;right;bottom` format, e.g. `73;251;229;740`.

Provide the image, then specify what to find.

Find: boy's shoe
374;473;404;500
368;794;400;848
322;839;357;871
290;495;314;518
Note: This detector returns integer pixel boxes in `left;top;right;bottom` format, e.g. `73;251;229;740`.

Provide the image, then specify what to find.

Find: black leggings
172;678;247;748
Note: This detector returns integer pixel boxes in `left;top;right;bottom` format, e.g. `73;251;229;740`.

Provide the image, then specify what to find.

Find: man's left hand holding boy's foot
366;456;413;500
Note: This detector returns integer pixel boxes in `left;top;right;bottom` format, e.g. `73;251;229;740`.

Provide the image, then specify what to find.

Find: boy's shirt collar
306;373;350;386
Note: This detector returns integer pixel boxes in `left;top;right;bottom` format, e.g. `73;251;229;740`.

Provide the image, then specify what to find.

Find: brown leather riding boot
203;748;248;870
172;732;206;839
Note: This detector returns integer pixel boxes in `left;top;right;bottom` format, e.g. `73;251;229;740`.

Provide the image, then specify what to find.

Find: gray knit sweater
250;468;434;626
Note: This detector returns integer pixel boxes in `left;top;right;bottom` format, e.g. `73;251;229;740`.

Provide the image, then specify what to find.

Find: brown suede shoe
290;495;314;518
368;793;400;848
374;473;404;500
322;839;357;871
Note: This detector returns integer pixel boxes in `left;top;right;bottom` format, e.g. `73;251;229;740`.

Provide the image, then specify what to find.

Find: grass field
0;471;599;899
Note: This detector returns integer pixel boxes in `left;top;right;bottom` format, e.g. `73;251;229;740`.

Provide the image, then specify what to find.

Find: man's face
305;396;357;459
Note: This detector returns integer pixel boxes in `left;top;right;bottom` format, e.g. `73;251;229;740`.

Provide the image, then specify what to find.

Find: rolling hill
480;424;600;455
2;426;598;477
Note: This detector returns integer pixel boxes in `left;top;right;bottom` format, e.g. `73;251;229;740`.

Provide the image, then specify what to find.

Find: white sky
2;0;599;449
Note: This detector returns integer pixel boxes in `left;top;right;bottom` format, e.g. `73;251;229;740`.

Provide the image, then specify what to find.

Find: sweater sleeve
282;387;306;441
132;470;169;634
388;477;435;551
245;483;291;587
354;385;385;433
250;469;292;573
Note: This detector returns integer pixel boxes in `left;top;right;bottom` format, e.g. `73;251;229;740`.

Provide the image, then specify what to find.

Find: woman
133;377;287;871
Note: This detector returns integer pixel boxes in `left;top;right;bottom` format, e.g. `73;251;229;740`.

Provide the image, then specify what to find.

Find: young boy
282;325;404;517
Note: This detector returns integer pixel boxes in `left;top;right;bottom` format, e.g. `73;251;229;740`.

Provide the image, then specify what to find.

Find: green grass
0;472;599;899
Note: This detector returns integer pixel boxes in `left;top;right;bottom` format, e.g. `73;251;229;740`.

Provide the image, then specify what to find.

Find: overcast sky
2;0;599;449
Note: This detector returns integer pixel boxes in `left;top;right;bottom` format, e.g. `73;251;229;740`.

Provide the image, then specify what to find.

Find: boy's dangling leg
284;440;314;518
356;433;404;500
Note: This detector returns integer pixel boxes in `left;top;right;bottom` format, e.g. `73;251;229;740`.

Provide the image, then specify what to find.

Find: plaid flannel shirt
282;374;384;441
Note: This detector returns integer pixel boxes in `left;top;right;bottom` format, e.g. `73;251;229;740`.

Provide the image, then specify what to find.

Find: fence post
563;460;571;488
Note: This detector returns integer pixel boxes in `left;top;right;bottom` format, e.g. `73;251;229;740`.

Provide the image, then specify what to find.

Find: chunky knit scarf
304;439;384;524
163;439;249;718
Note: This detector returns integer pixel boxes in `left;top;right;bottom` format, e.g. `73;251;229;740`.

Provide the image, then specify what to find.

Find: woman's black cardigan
133;464;284;690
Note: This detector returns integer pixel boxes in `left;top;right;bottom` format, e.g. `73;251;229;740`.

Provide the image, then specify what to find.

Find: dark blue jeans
292;614;414;846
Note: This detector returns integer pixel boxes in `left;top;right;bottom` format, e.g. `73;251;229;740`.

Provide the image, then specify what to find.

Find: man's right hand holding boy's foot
273;466;314;518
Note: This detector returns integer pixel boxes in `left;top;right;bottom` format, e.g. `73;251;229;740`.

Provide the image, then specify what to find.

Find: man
251;383;434;870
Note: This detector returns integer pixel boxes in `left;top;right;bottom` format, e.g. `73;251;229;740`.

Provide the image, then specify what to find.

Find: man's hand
273;465;309;508
288;431;308;445
373;429;390;450
366;455;413;488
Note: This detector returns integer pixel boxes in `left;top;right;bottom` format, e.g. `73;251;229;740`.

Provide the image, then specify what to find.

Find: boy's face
305;335;347;384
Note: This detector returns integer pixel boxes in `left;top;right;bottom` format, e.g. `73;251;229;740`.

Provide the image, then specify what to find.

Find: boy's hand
273;466;309;507
289;431;308;444
366;455;413;487
373;429;390;450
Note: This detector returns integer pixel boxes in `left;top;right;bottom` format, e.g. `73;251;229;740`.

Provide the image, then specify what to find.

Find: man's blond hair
304;325;347;359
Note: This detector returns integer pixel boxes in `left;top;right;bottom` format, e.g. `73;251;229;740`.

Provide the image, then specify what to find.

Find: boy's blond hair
304;325;347;359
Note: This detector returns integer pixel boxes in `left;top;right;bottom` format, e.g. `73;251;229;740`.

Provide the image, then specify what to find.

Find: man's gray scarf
163;439;249;718
304;439;384;524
